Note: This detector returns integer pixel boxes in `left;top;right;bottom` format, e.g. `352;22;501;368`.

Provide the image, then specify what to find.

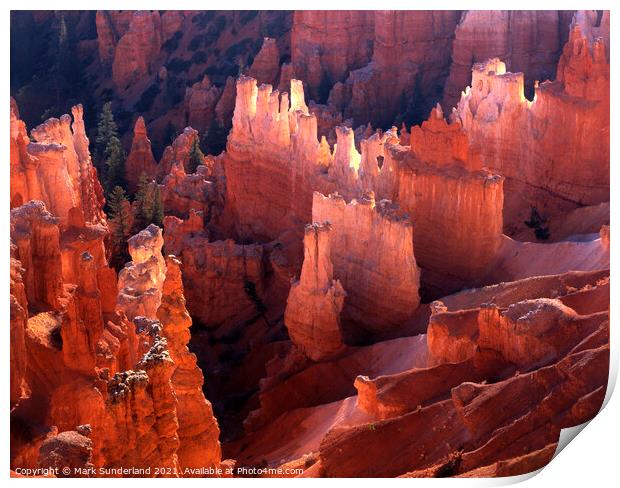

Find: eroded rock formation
10;106;222;476
284;223;346;361
312;192;420;340
453;15;609;232
442;11;574;109
125;116;158;194
10;102;105;227
163;212;264;329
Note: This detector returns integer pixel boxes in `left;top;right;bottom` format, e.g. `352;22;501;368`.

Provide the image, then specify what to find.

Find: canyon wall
312;192;420;341
442;10;574;109
453;13;609;231
223;75;505;295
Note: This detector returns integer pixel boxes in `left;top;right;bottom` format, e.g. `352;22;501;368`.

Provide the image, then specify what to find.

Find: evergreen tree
133;173;164;232
95;102;119;172
151;184;164;227
133;172;153;233
187;136;205;174
108;186;132;270
104;136;126;199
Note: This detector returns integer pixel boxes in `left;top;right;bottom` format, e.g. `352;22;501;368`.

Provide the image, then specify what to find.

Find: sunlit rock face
9;105;223;476
453;13;609;232
442;10;574;110
10;102;106;228
312;192;420;341
116;224;167;322
157;256;222;472
222;76;324;241
284;223;346;361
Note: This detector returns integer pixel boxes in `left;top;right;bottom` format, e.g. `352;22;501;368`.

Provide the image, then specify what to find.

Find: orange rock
38;430;94;477
10;102;105;227
185;76;221;138
291;11;375;101
159;127;200;177
125;117;158;194
395;146;503;293
312;192;420;340
443;11;572;109
342;11;461;127
116;224;166;321
157;256;221;472
284;223;346;361
10;202;63;310
248;38;281;87
160;163;219;219
409;104;480;171
453;21;609;231
95;11;134;64
10;257;28;408
163;214;264;328
111;11;163;91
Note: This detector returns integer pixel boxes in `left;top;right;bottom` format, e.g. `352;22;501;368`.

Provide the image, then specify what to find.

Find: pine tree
133;172;153;233
187;136;205;174
108;186;132;270
133;173;164;233
104;136;126;198
95;102;119;173
151;183;164;227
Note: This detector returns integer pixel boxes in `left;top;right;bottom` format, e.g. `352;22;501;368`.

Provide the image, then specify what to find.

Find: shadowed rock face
10;9;610;479
125;116;158;194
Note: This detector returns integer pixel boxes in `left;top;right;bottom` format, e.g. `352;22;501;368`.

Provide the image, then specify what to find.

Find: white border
2;1;617;485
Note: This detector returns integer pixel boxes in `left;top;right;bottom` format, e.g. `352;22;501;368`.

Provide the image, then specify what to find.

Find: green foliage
187;136;205;174
133;173;164;233
107;186;132;270
104;136;126;199
524;206;551;241
95;101;119;173
151;184;164;228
